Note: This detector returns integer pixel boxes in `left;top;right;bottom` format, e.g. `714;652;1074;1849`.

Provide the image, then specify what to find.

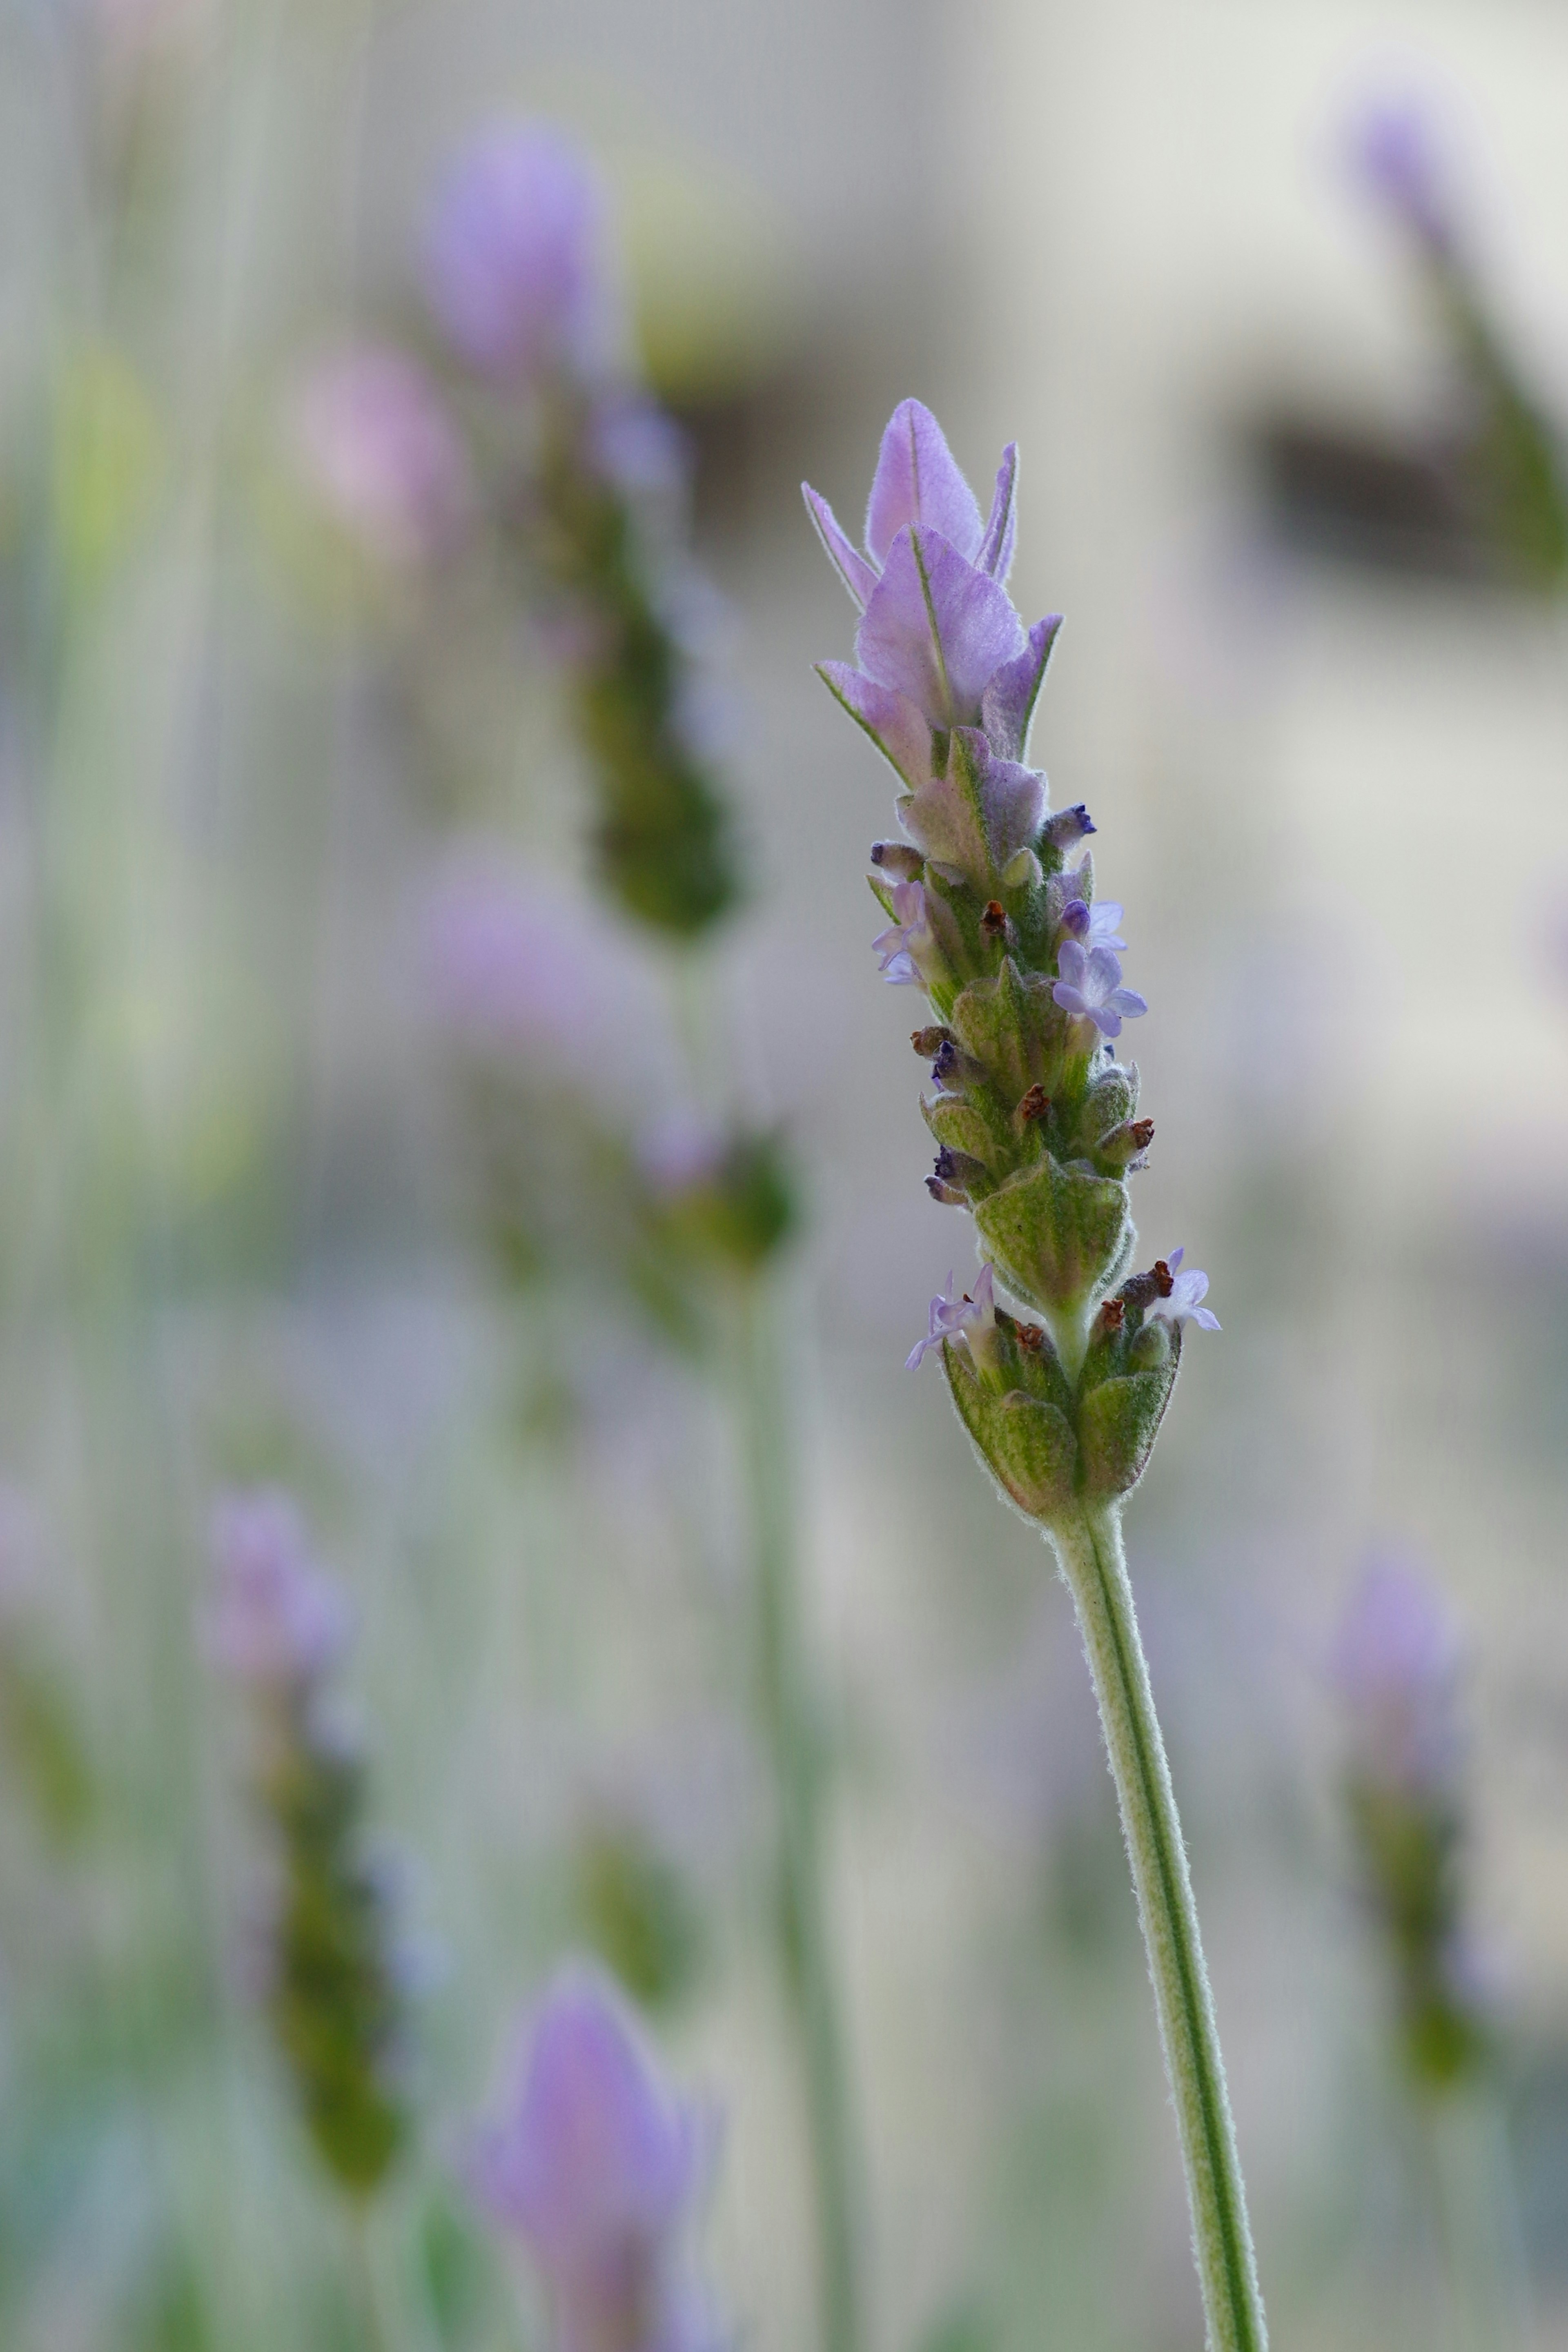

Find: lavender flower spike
1147;1247;1221;1332
467;1965;718;2352
806;403;1266;2352
1051;939;1147;1040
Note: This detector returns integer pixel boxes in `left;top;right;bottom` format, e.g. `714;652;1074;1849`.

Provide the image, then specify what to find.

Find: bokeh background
3;0;1568;2346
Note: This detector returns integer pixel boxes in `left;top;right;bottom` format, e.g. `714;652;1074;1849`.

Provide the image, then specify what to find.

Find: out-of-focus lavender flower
1332;1558;1461;1795
286;344;472;569
1331;1559;1484;2085
906;1263;998;1372
1061;895;1125;952
206;1488;350;1690
425;125;612;388
1051;939;1146;1040
1147;1249;1220;1334
421;854;683;1110
466;1965;718;2352
1350;96;1454;257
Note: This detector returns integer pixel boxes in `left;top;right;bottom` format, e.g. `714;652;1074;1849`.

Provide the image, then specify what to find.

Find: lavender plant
424;127;741;936
417;123;861;2352
206;1490;407;2205
1332;1562;1529;2351
805;401;1266;2351
466;1964;722;2352
1352;98;1568;590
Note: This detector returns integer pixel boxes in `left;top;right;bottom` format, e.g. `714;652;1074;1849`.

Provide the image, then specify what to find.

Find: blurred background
3;0;1568;2346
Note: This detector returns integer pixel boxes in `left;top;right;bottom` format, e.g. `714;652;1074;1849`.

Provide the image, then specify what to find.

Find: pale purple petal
802;486;878;609
815;662;932;789
856;528;1026;729
980;615;1061;761
976;443;1019;582
1055;939;1088;992
1052;982;1090;1019
976;747;1047;867
1088;900;1126;951
864;400;984;566
1108;988;1147;1019
1149;1256;1221;1333
1189;1307;1222;1331
1092;1006;1123;1038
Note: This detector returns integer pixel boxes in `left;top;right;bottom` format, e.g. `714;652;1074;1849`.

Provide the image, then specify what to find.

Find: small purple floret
906;1262;997;1370
872;879;934;987
1061;898;1126;952
1351;97;1454;257
1146;1246;1220;1333
1052;939;1146;1040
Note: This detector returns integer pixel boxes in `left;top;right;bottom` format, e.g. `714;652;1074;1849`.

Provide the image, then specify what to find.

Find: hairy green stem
1048;1503;1267;2352
740;1278;864;2352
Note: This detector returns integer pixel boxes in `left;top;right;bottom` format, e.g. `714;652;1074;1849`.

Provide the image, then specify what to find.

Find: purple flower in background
1060;895;1126;952
466;1966;717;2352
1350;97;1454;257
1332;1559;1461;1795
806;402;1060;764
1051;939;1147;1039
1147;1247;1220;1333
425;125;612;386
906;1262;998;1371
422;853;684;1109
287;345;472;568
871;879;939;987
207;1489;350;1689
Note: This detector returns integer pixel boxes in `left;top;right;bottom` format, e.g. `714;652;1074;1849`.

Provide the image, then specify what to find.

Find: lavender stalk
205;1492;408;2231
805;401;1266;2350
421;125;863;2352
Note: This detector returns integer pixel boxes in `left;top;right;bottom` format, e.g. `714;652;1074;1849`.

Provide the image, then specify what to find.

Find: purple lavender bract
467;1967;717;2352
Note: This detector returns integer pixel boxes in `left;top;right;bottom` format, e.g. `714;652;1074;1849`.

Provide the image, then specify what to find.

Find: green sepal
1075;1339;1181;1500
944;1343;1078;1521
973;1150;1131;1314
922;1095;1000;1168
948;957;1063;1105
1075;1061;1139;1149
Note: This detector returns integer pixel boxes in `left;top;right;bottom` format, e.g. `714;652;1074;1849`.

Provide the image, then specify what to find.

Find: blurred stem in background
742;1272;864;2352
1334;1560;1532;2352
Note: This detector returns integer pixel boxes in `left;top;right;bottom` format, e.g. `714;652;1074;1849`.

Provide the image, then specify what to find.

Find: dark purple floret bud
1044;805;1095;850
871;841;925;881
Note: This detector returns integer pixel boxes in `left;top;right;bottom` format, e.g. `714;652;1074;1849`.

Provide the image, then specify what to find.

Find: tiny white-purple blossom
1061;897;1126;953
906;1262;997;1370
1148;1248;1220;1332
871;878;933;987
1051;939;1146;1039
